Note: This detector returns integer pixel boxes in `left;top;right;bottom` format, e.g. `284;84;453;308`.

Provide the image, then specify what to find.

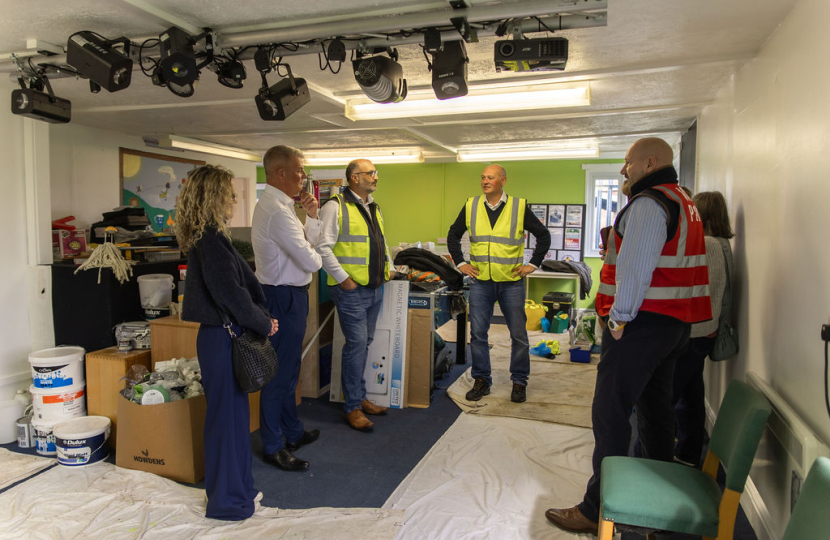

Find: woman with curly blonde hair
177;164;278;521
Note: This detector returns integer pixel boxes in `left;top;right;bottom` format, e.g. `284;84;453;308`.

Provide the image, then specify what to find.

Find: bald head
620;137;674;186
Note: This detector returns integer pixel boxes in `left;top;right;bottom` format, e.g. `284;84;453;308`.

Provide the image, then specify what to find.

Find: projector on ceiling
494;37;568;72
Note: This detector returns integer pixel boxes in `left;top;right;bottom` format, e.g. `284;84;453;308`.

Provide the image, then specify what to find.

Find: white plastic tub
54;416;111;467
30;383;86;424
28;346;85;389
137;274;174;308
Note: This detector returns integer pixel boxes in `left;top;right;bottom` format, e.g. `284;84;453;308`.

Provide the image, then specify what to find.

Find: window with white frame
582;164;626;258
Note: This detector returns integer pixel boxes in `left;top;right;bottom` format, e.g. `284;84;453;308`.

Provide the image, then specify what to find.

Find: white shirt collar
266;184;296;206
485;191;507;211
349;188;373;206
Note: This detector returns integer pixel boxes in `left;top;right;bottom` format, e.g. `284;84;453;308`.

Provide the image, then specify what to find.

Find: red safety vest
595;184;711;323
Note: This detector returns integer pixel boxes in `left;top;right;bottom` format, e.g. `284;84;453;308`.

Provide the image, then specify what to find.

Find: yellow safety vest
327;193;391;286
465;195;526;282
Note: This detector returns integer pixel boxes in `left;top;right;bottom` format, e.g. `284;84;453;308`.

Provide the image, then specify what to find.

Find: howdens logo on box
133;449;165;465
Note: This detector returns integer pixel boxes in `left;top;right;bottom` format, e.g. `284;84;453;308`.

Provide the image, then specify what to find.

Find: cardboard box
52;229;87;259
116;394;206;484
86;347;152;450
405;308;432;408
330;280;409;408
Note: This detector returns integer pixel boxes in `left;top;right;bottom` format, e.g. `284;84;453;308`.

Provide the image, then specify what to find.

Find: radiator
745;371;830;540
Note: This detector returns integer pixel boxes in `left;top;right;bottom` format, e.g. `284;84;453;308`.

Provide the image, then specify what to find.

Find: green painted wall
259;158;622;308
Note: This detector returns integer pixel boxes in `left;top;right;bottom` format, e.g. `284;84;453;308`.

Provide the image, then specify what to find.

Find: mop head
74;242;137;284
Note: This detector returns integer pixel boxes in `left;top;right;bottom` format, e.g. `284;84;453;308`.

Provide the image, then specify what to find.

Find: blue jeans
468;278;530;386
260;285;308;455
330;284;384;413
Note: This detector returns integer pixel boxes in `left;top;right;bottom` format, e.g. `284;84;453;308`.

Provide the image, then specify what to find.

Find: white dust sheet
0;462;403;539
0;448;54;490
442;324;598;428
384;414;598;539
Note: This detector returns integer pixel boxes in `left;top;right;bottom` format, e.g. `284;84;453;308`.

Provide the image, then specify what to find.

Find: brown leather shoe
361;399;388;415
345;409;375;431
545;506;598;535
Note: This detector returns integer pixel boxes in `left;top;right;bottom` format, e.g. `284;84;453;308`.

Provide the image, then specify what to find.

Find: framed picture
548;227;564;250
566;205;584;227
547;204;565;227
558;251;582;262
530;204;548;224
120;148;204;232
564;228;582;251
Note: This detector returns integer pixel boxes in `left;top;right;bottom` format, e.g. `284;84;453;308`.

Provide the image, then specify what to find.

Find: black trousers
579;311;691;522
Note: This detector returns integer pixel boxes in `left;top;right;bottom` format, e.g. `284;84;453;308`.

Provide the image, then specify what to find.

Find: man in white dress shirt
252;145;322;471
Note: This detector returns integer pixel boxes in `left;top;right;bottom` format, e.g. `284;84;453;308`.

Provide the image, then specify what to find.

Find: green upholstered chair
597;379;771;540
781;456;830;540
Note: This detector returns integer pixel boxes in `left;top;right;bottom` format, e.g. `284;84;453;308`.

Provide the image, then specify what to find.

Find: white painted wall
49;124;258;229
698;0;830;536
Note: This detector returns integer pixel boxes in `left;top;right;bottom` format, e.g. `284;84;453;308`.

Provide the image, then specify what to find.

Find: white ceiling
0;0;799;160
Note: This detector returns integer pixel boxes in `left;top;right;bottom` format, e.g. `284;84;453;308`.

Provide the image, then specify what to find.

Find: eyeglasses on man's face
357;170;379;178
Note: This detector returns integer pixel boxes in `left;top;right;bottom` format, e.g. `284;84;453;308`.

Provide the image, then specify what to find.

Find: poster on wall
120;148;204;232
564;228;582;251
558;251;582;262
548;227;564;250
566;205;584;227
530;204;547;224
547;205;565;227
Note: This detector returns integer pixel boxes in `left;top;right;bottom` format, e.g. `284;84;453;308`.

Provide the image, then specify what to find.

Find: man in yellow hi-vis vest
317;159;395;432
447;164;551;403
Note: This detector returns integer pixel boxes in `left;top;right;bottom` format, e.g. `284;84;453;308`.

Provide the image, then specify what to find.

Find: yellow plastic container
524;300;548;330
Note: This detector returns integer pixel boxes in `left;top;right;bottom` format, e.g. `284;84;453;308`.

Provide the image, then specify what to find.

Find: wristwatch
608;320;627;331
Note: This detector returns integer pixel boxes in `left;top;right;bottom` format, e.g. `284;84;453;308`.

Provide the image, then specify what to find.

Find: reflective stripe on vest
466;195;526;282
595;184;711;323
328;194;391;286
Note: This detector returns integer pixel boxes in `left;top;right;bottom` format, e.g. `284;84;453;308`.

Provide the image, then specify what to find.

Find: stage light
352;51;407;104
150;64;197;97
431;40;468;99
66;31;132;92
11;78;71;124
158;26;198;87
255;70;310;121
216;59;246;89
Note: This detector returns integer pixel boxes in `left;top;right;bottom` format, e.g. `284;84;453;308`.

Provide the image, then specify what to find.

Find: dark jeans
579;312;691;522
330;284;384;413
673;335;716;465
468;278;530;386
260;285;309;455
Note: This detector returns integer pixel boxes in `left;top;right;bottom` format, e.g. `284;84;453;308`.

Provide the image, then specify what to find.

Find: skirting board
0;370;33;401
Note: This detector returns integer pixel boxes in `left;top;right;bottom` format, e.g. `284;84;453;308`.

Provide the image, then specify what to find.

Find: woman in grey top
672;191;734;466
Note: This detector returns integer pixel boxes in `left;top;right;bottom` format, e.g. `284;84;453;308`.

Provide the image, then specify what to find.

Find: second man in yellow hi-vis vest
447;164;551;403
317;159;395;432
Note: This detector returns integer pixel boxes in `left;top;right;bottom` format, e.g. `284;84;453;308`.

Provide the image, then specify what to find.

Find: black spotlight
150;64;196;98
158;27;198;88
66;31;132;92
353;50;407;103
11;78;71;124
431;40;468;99
216;59;246;89
255;68;310;121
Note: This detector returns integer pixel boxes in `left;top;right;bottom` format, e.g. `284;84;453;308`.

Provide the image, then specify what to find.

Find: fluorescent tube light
154;135;262;162
304;148;424;166
345;82;589;121
457;143;599;162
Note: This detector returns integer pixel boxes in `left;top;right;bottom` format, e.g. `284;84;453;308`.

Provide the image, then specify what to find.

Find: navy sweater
181;226;273;336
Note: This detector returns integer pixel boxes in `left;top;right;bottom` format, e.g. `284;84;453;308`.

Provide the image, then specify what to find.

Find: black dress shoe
263;448;309;471
286;429;320;451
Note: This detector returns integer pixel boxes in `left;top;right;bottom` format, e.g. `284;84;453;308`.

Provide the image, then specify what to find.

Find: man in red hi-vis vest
545;138;712;535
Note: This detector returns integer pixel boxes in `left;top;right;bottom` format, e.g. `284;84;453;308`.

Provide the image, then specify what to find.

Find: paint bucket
54;416;111;467
31;420;58;456
28;346;86;389
17;415;34;448
30;383;86;424
0;399;24;444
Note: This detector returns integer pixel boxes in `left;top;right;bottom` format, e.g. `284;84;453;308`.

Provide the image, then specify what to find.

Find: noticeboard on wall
120;148;204;232
526;203;586;263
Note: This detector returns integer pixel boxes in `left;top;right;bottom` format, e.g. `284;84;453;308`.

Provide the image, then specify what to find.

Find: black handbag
197;247;278;392
709;238;739;361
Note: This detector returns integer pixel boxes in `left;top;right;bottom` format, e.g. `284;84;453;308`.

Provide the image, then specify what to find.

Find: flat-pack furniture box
116;393;206;484
86;347;152;449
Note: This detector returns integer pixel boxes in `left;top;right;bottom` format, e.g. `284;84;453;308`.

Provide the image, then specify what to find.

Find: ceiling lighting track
150;135;262;162
304;148;424;166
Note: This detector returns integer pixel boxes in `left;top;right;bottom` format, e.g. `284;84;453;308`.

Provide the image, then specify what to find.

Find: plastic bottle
13;388;31;407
